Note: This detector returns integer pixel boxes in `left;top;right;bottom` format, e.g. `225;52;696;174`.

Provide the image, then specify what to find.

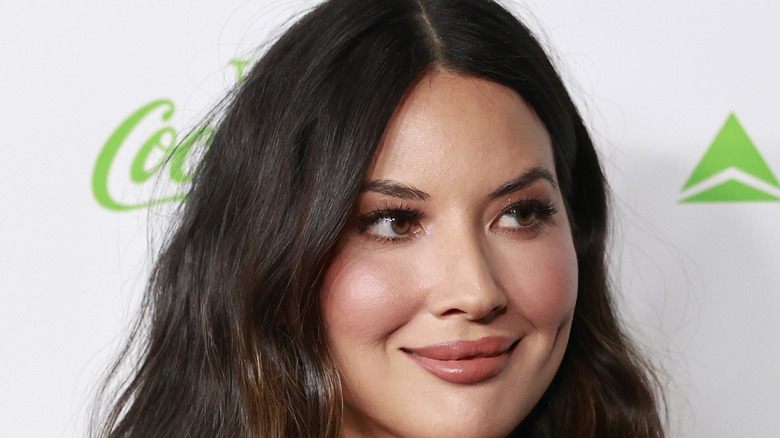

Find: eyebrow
361;166;557;202
361;180;431;201
487;167;557;199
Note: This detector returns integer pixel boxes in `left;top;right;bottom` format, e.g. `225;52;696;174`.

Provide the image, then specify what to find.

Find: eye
370;216;413;237
494;199;557;232
358;207;423;243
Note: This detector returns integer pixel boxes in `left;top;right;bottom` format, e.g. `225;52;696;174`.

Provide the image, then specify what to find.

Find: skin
320;71;578;438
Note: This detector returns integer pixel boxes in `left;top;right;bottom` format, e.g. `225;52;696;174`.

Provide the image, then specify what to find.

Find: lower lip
404;350;512;384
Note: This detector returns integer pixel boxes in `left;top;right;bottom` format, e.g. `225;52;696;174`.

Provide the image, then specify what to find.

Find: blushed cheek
498;238;578;328
320;249;419;347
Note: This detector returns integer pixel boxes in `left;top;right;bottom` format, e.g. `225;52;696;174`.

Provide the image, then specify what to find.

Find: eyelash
494;199;558;238
356;202;425;244
355;198;557;244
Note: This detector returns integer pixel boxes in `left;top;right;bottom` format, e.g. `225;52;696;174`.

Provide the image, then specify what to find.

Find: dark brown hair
93;0;665;436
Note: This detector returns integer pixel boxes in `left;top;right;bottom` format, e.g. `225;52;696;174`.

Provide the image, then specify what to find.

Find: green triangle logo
680;113;780;202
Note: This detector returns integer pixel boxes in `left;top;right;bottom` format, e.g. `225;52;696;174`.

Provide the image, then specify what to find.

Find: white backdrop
2;1;778;436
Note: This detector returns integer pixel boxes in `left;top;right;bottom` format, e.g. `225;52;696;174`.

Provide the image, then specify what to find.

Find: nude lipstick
402;336;517;384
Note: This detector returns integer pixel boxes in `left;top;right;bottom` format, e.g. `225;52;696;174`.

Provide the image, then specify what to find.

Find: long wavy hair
93;0;665;436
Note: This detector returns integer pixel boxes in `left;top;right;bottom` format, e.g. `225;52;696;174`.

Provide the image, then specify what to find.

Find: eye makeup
355;201;425;244
491;197;558;239
354;193;559;245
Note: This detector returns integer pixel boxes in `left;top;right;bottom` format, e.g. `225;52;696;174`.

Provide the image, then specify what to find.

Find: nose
427;229;508;322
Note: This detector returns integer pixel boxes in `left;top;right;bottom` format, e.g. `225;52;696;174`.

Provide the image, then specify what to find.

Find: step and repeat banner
1;0;778;436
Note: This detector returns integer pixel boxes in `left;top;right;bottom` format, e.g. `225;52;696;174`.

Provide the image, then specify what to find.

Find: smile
402;336;519;384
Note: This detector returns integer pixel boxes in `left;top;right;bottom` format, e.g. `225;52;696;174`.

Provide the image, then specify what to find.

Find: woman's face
320;72;578;438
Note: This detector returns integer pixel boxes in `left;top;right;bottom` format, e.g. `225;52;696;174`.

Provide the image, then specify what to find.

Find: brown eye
514;208;536;227
391;218;412;235
497;206;537;228
362;209;422;241
494;199;557;231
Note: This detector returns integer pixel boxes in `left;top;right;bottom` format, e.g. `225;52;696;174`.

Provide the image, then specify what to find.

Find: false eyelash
501;198;558;218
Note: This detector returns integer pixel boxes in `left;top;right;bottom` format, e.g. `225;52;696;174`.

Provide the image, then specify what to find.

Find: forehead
369;72;555;195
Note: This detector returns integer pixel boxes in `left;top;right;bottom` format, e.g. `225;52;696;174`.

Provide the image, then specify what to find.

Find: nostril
478;305;506;323
439;303;506;321
441;308;467;317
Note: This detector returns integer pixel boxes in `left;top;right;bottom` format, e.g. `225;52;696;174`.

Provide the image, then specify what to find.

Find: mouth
401;336;519;384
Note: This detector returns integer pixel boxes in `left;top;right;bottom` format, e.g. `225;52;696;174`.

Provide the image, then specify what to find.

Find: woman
94;0;665;436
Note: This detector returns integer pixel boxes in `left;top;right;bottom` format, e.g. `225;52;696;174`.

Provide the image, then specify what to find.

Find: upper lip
402;336;518;360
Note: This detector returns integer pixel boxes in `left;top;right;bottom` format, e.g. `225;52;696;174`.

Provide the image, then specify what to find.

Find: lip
402;336;518;384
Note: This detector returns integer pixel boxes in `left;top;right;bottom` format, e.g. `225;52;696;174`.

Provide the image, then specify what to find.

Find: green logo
93;59;250;211
680;113;780;202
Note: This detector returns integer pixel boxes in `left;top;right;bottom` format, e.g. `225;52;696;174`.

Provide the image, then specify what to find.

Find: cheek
320;248;419;347
493;234;578;327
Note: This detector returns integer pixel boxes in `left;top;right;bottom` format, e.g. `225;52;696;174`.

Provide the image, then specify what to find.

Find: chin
395;420;521;438
343;397;531;438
